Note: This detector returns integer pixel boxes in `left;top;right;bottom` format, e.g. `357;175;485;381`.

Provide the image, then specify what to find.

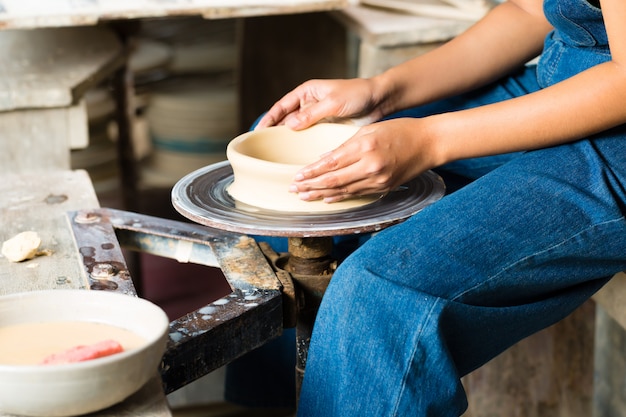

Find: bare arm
372;0;553;115
258;0;553;129
426;0;626;166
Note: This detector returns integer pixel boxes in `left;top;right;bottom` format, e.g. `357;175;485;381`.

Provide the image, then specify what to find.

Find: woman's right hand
255;78;387;131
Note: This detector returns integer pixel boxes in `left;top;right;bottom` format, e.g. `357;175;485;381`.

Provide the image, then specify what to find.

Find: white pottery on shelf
142;76;239;186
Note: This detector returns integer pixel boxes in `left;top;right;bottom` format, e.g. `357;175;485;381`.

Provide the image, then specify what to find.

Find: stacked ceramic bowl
139;17;237;76
127;38;175;163
129;37;173;86
141;76;239;187
135;17;239;187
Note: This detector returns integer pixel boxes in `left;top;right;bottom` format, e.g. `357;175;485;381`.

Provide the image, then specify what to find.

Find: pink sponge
40;339;124;365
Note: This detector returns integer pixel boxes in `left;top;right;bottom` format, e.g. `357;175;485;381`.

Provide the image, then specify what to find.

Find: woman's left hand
290;118;441;203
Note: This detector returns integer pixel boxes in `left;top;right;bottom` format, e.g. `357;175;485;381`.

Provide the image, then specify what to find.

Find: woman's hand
255;78;386;130
289;118;443;203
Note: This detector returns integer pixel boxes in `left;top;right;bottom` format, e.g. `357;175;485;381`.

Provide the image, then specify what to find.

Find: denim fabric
538;0;610;88
297;0;626;415
299;137;626;416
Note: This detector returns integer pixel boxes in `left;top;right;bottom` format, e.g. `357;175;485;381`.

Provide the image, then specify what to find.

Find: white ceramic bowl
226;123;381;213
0;290;169;417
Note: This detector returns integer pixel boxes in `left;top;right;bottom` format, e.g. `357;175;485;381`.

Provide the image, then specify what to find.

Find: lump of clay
227;123;382;213
2;231;41;263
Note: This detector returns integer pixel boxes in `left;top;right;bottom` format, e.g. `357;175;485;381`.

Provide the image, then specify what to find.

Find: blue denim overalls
297;0;626;415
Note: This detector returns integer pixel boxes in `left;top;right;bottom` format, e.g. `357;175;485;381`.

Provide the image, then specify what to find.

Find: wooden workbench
0;170;172;416
0;0;346;29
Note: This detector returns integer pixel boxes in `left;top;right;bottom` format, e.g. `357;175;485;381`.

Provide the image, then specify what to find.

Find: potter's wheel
172;161;445;237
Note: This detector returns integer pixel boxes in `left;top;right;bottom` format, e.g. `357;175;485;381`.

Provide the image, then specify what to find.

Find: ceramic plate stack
124;38;175;162
71;88;119;194
130;38;173;87
139;17;237;76
141;76;239;187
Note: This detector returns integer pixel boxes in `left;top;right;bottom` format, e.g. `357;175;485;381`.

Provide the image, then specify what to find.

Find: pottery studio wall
72;16;240;193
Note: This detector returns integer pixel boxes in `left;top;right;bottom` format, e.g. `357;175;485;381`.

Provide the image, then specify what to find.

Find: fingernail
294;172;304;181
286;117;302;130
289;184;298;193
299;192;311;201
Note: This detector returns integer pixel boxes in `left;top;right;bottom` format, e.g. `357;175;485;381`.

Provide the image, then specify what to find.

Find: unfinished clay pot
226;123;382;213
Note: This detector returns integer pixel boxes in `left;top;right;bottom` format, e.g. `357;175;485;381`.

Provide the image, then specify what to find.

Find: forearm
429;61;626;165
371;0;552;115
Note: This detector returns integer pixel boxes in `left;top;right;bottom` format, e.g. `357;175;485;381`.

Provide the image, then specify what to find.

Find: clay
2;231;41;262
226;123;382;213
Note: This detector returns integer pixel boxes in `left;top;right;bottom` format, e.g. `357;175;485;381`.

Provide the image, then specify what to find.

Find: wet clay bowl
226;123;382;213
0;290;169;417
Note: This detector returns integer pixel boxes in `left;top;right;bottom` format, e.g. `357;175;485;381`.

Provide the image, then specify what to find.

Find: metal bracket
67;207;284;394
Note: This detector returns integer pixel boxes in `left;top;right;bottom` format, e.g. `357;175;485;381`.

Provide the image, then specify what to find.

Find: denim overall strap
538;0;610;87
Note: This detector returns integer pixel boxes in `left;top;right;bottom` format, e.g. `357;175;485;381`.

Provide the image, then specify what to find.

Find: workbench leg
110;22;143;295
110;26;140;213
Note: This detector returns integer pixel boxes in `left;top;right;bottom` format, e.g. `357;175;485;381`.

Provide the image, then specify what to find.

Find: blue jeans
297;66;626;416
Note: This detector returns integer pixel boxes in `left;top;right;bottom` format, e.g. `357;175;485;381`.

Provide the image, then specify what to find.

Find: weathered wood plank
333;4;474;47
594;302;626;417
0;170;99;294
332;5;477;78
0;25;122;174
462;301;595;417
593;272;626;328
0;0;347;30
0;105;88;173
0;26;123;111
